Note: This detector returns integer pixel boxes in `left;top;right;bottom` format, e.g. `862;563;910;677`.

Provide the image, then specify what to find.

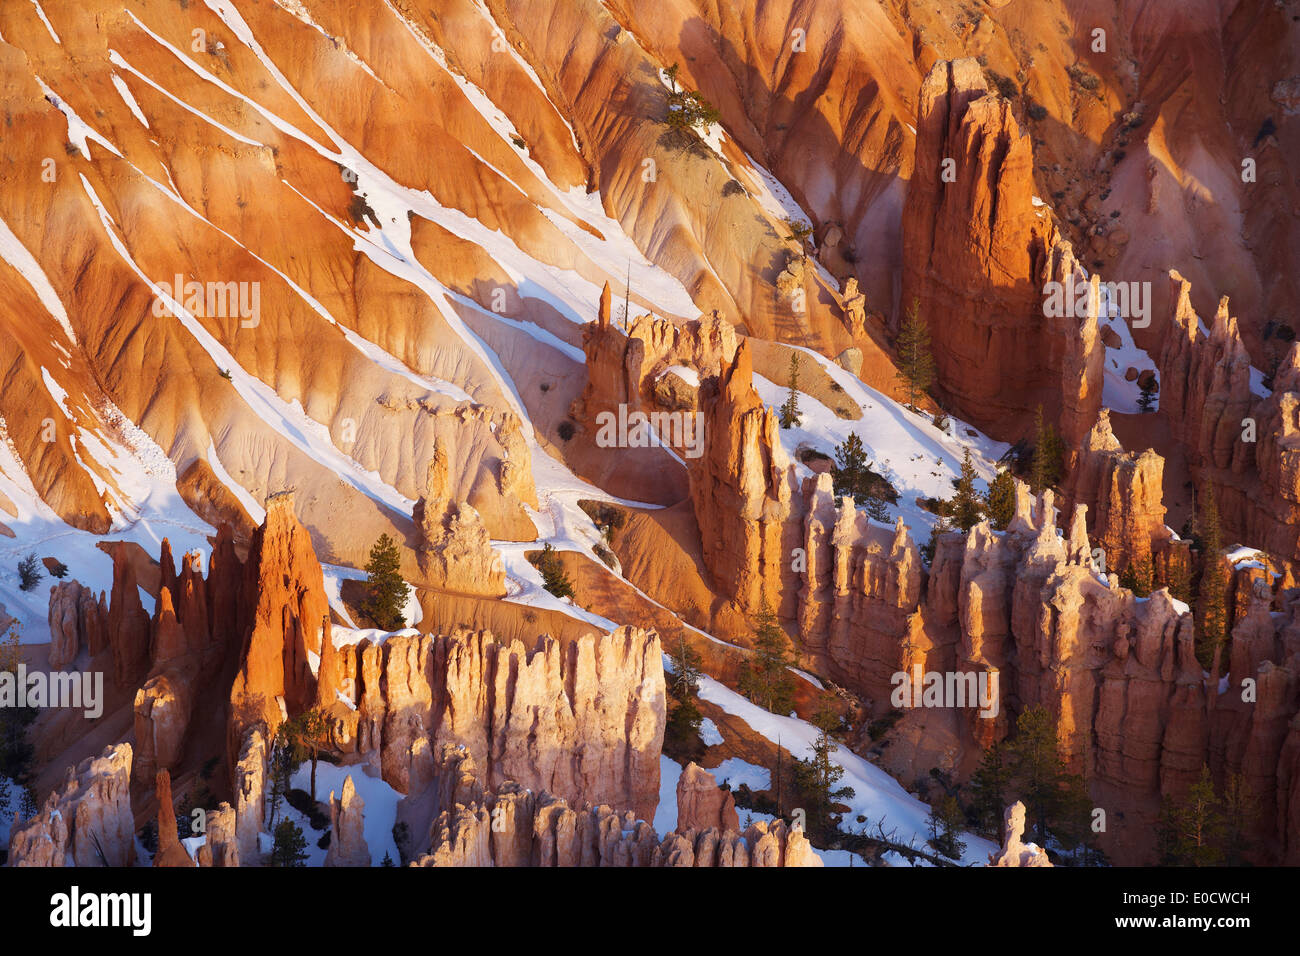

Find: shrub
1067;64;1100;92
531;543;575;600
557;420;575;441
17;554;40;592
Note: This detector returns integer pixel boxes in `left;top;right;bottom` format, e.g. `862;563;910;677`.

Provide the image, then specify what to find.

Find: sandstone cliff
901;58;1102;446
1156;271;1300;573
316;625;665;820
410;746;820;867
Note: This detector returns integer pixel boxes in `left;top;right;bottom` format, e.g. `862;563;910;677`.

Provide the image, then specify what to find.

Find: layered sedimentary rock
675;762;739;834
1157;271;1300;572
323;776;371;867
689;341;798;619
233;725;269;865
413;439;506;596
133;585;199;784
317;625;665;820
1062;410;1171;576
901;58;1102;445
797;474;922;695
47;580;106;669
106;544;151;688
195;804;241;869
577;286;738;410
411;746;819;867
7;745;135;867
229;491;330;751
153;770;196;868
906;479;1300;864
687;340;922;682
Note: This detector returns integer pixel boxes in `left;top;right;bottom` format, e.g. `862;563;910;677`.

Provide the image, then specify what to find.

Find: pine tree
0;622;36;781
895;298;935;410
951;448;984;531
864;486;890;522
920;514;952;566
794;704;856;840
984;468;1016;530
670;635;702;701
737;595;796;715
269;819;309;867
364;533;407;631
1005;705;1088;848
1161;548;1193;604
381;851;396;867
665;635;705;757
778;352;802;429
1137;377;1158;412
1156;765;1225;866
968;742;1010;837
1195;483;1228;670
926;793;968;859
663;62;680;92
1119;557;1154;597
19;785;37;820
267;729;297;829
533;543;575;600
1029;406;1063;493
0;620;21;674
1219;772;1258;866
832;432;869;503
282;708;329;802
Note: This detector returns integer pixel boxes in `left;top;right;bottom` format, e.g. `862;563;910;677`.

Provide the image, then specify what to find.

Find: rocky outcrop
233;725;269;865
901;59;1102;446
318;625;665;820
323;775;370;867
411;746;820;867
689;341;797;618
1062;410;1171;576
106;544;151;688
229;491;330;753
797;475;922;694
675;762;739;834
687;341;922;689
7;745;135;867
153;770;196;868
413;439;506;596
1156;271;1300;571
989;802;1052;867
571;286;737;449
900;478;1300;864
195;804;241;868
47;580;106;669
133;671;191;786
